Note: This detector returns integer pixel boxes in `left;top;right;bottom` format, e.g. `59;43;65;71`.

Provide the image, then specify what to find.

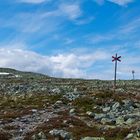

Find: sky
0;0;140;80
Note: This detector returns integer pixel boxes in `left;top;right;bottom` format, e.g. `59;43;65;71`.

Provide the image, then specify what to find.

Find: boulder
69;108;75;114
115;116;125;125
125;118;135;125
112;102;120;111
101;118;115;125
51;88;61;94
32;131;47;140
49;129;71;139
94;113;106;120
103;107;110;112
86;111;94;117
125;133;134;140
81;137;105;140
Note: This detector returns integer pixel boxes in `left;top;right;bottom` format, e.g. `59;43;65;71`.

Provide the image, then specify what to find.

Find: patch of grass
93;90;130;105
24;110;103;140
94;90;113;99
73;97;95;112
104;127;132;140
3;125;19;130
24;111;69;140
47;94;63;104
0;131;11;140
22;109;136;140
0;93;63;110
0;109;32;120
68;120;102;139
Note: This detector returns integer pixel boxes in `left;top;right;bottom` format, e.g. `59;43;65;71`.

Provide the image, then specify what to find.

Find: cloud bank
107;0;134;6
94;0;134;6
0;48;110;79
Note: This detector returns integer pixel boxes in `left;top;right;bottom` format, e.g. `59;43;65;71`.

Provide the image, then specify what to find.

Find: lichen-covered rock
49;129;71;139
86;111;94;117
81;137;105;140
94;113;106;120
112;102;120;111
125;133;134;140
69;108;75;114
32;132;47;140
101;118;115;125
115;116;125;125
125;118;135;125
102;107;110;112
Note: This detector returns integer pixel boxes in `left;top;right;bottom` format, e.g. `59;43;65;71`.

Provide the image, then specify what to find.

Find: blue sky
0;0;140;79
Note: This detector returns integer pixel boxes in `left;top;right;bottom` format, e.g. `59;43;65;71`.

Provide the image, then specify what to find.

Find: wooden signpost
112;53;121;89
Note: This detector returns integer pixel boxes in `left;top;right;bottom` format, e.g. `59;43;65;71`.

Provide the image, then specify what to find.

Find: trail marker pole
112;53;121;89
132;70;135;80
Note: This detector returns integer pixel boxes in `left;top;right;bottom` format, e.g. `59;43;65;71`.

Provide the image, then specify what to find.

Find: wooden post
114;53;117;89
112;53;121;90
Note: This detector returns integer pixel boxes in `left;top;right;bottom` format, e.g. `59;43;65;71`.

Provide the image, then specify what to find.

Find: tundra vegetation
0;68;140;140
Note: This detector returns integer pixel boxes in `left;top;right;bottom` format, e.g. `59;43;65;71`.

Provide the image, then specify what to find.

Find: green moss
0;93;64;111
104;127;131;140
73;97;95;112
94;90;113;99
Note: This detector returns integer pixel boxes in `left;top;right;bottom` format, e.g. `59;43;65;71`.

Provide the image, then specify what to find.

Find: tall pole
112;53;121;90
132;70;135;80
114;53;117;89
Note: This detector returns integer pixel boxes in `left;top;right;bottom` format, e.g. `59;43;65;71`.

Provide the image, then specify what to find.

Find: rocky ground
0;68;140;140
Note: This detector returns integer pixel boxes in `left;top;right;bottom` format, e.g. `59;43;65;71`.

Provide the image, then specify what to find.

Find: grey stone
32;131;47;140
31;109;38;113
103;107;110;112
81;137;105;140
55;100;63;104
112;102;120;111
94;113;106;120
125;118;135;125
136;130;140;137
116;116;125;125
69;108;75;114
63;92;80;101
86;111;94;117
101;118;115;125
125;133;134;139
49;129;71;139
38;132;47;139
51;88;61;94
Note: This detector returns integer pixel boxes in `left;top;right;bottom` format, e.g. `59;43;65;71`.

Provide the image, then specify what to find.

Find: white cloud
0;47;110;79
59;3;82;20
19;0;47;4
64;38;74;45
93;0;104;5
107;0;134;6
87;17;140;45
89;34;114;44
74;16;95;25
119;17;140;34
1;2;83;35
117;56;140;79
1;10;63;35
0;46;139;79
94;0;134;6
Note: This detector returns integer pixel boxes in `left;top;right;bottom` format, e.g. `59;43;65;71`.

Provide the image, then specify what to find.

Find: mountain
0;67;49;79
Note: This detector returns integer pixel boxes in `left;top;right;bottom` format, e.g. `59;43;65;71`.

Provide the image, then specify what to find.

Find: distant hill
0;67;49;79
